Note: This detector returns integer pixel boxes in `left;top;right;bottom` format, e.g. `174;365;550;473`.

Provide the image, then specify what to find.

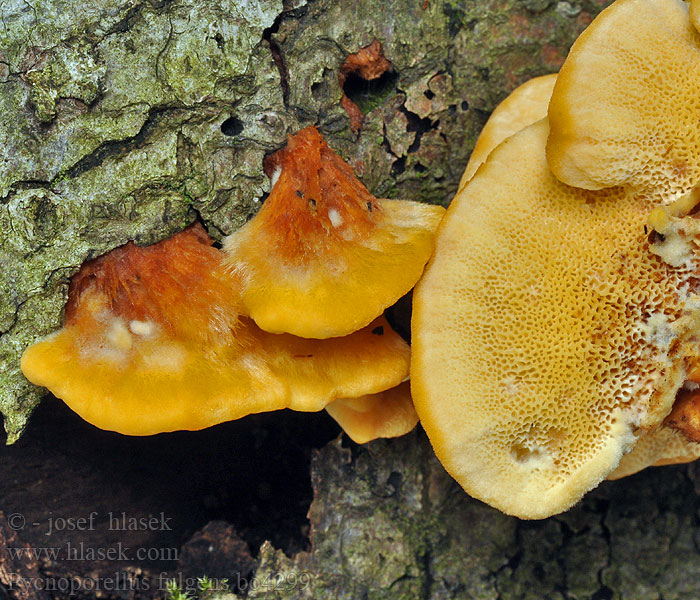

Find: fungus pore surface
609;407;700;480
461;70;700;479
412;120;700;519
223;126;445;339
547;0;700;199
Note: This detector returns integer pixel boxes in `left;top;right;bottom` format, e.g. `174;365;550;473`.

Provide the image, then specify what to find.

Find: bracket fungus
546;0;700;199
21;224;412;436
410;0;700;517
325;381;417;445
457;70;700;482
223;126;445;339
412;119;700;519
459;73;557;187
610;393;700;480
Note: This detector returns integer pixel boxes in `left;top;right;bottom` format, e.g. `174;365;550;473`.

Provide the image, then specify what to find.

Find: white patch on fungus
143;343;186;372
328;207;343;228
106;319;132;351
269;166;282;189
129;319;155;337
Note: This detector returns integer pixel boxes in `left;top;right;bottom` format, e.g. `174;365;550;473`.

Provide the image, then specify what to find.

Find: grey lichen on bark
0;0;607;441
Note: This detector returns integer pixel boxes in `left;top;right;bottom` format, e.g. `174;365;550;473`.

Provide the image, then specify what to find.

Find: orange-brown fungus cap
664;388;700;443
412;120;700;519
224;126;445;339
21;224;410;435
547;0;700;199
325;381;418;444
460;73;557;188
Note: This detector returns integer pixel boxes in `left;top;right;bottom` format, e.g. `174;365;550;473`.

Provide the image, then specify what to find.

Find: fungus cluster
21;126;443;442
412;0;700;518
23;0;700;522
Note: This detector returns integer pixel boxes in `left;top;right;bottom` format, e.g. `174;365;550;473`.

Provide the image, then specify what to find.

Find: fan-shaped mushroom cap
411;119;700;519
547;0;700;198
460;73;557;187
466;72;700;481
608;423;700;480
223;126;445;339
21;225;410;435
325;381;417;444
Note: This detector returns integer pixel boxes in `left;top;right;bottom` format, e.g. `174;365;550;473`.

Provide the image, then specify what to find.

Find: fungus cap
21;225;411;435
692;0;700;32
461;71;700;481
609;423;700;480
547;0;700;198
412;119;700;519
325;381;418;444
223;126;445;339
460;73;557;187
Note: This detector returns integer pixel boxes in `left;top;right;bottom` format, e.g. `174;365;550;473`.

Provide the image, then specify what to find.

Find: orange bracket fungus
412;119;700;519
546;0;700;199
325;381;418;445
223;126;445;339
21;224;411;436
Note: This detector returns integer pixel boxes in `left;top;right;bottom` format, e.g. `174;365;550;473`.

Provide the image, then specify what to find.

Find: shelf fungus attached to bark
412;118;700;519
223;126;445;340
20;224;413;436
20;127;443;444
412;0;700;520
546;0;700;200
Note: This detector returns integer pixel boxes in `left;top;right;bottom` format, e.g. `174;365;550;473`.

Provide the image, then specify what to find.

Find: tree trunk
246;431;700;600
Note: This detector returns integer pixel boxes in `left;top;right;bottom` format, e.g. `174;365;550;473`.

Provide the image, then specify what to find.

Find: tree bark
244;431;700;600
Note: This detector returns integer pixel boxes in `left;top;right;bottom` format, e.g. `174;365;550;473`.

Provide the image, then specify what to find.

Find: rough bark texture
241;431;700;600
0;0;607;441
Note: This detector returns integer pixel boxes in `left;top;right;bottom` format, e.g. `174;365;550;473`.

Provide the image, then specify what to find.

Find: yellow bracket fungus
610;388;700;480
223;126;445;339
458;70;700;482
547;0;700;200
325;381;418;445
412;119;700;519
459;73;557;188
21;224;411;436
